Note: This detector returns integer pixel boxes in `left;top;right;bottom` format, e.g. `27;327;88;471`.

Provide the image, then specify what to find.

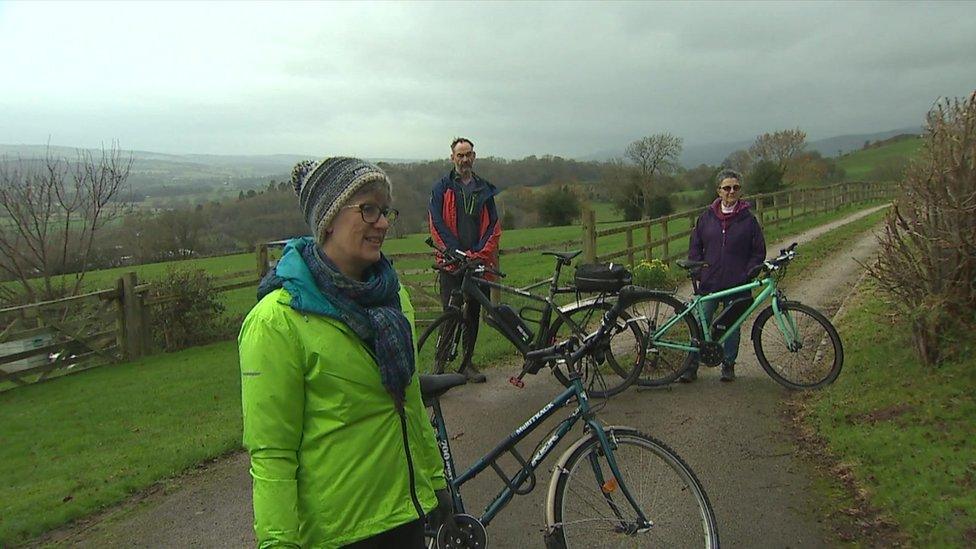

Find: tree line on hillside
1;129;850;303
605;128;847;221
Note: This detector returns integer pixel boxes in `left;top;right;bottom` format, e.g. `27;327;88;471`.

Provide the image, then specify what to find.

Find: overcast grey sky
1;1;973;159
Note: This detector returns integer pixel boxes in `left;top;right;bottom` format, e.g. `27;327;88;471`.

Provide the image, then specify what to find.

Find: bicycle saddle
675;259;707;270
419;373;467;405
541;250;582;263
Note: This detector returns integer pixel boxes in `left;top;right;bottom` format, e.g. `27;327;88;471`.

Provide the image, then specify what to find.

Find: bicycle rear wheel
547;428;719;548
548;302;644;398
629;294;700;386
751;301;844;389
417;311;469;375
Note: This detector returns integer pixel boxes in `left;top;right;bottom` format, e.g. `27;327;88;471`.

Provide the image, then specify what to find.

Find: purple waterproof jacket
688;199;767;294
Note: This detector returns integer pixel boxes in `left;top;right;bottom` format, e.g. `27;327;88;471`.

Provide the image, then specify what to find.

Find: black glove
430;488;460;540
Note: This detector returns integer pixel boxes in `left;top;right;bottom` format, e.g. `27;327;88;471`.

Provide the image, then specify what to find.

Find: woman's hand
430;488;461;539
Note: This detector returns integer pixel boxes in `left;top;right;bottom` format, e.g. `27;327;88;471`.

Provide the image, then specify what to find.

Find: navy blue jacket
427;171;502;274
688;199;766;294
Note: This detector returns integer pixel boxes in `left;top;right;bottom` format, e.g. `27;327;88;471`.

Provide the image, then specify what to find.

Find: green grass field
0;200;890;545
837;138;922;180
800;281;975;546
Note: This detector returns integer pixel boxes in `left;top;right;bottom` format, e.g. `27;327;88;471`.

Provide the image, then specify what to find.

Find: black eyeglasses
342;203;398;225
720;184;741;192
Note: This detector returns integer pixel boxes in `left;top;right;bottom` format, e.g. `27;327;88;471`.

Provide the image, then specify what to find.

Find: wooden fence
1;288;122;388
582;180;893;265
0;180;894;390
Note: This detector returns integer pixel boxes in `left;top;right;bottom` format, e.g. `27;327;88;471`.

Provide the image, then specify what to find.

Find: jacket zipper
355;340;425;520
398;408;426;520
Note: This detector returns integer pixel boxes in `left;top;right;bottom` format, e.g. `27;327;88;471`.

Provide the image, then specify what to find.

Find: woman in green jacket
239;157;453;548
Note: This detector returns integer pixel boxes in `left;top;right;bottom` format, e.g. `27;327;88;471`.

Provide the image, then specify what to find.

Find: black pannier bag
709;297;754;339
574;263;632;293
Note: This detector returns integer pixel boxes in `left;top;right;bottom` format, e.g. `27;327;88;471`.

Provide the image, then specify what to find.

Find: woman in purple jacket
679;169;766;383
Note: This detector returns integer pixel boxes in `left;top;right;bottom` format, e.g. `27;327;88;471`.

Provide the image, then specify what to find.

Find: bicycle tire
547;428;719;548
751;301;844;390
631;294;701;387
417;311;469;375
547;302;644;398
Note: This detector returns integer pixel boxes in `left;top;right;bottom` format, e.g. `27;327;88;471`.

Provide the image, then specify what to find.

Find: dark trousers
438;271;481;371
342;518;426;548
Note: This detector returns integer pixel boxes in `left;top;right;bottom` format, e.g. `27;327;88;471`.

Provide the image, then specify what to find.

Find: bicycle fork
771;297;802;352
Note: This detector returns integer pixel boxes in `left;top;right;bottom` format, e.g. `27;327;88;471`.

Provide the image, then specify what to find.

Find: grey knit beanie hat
291;157;392;244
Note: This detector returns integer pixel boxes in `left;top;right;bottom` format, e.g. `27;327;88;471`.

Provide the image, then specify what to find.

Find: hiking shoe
720;363;736;382
462;365;486;383
678;369;698;383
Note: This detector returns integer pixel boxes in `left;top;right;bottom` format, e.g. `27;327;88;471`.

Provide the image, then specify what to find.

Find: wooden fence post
644;224;652;261
582;207;597;263
755;194;763;225
661;218;670;262
256;243;269;278
120;272;145;360
626;227;634;267
789;191;795;220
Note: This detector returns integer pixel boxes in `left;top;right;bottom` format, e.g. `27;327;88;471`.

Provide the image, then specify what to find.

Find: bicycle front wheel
751;301;844;389
630;294;700;387
417;311;469;375
547;428;719;548
548;302;644;398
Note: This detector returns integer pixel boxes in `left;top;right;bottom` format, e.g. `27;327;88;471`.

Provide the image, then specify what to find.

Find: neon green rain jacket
239;238;446;548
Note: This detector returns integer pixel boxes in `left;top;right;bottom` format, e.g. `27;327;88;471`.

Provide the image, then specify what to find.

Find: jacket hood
256;237;340;318
709;198;751;218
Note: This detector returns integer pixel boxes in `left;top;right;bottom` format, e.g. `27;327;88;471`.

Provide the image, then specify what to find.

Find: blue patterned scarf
304;245;415;406
258;241;415;406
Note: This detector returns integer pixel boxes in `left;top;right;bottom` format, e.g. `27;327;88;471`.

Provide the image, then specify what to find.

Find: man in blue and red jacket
428;137;502;383
680;168;766;383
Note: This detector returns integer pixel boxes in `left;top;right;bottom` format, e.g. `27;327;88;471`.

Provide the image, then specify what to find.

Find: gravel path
35;205;887;548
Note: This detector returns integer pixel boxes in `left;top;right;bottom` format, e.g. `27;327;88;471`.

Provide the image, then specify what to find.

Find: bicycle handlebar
749;241;798;279
425;237;506;279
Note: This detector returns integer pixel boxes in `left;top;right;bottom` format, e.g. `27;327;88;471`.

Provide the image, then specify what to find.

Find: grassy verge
0;202;889;544
0;342;242;545
795;280;976;546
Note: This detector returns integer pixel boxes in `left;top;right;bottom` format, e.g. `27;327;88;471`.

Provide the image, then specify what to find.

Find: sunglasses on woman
343;203;399;225
720;184;741;192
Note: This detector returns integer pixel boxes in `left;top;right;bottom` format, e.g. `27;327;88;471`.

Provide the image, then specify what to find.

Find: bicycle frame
429;375;650;529
450;263;601;356
649;274;793;354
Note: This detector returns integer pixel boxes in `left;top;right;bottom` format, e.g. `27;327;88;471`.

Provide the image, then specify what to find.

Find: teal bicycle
631;243;844;390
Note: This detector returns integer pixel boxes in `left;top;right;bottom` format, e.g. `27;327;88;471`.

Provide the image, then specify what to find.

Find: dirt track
35;205;886;548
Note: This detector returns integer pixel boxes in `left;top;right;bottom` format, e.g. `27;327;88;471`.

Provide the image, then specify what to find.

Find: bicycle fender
543;426;641;534
556;295;608;314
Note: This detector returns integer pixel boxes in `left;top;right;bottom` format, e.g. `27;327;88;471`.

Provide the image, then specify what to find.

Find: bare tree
749;128;807;174
722;149;753;175
865;92;976;366
0;145;131;303
625;133;683;218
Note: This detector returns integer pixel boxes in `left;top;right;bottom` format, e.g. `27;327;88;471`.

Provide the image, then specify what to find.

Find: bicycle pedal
508;376;525;388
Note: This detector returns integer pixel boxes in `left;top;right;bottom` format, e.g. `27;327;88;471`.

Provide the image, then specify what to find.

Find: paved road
36;206;886;548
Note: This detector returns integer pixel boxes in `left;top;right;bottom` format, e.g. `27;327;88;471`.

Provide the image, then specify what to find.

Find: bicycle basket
574;263;632;293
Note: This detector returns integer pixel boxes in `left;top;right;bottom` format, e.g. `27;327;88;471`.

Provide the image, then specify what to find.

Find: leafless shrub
866;92;976;366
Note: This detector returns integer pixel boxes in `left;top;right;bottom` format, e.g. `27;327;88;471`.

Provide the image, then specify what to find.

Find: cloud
1;1;974;158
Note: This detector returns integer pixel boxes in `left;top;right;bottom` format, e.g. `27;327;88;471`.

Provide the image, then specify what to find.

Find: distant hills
0;125;924;186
